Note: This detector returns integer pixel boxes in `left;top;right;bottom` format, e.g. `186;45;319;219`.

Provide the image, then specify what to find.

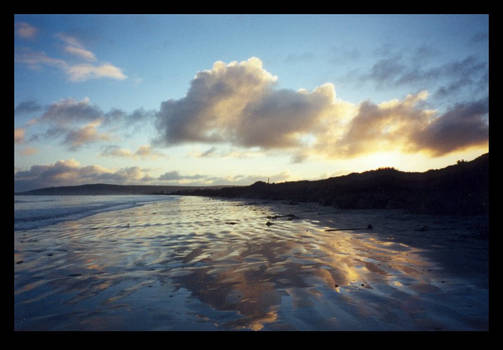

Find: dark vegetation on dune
176;153;489;216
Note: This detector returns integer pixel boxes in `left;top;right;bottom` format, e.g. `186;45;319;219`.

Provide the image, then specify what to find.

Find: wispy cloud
64;46;97;62
15;32;126;82
65;63;126;82
15;48;68;71
55;33;97;61
100;145;165;159
358;51;487;101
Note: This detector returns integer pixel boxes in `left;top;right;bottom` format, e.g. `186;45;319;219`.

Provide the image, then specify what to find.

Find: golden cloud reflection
16;197;483;331
166;208;438;330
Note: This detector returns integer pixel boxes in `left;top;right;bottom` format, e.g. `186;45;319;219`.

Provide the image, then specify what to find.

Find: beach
14;195;489;331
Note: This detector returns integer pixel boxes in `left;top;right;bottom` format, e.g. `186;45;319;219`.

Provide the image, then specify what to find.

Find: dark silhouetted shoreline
176;153;489;216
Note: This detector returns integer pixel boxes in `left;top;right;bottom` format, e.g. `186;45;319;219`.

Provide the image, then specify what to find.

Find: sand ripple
14;196;488;331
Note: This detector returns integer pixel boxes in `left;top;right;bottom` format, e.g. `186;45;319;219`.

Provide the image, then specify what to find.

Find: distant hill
15;183;232;196
175;153;489;216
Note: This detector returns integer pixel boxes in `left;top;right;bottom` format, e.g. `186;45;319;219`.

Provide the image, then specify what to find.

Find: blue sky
14;14;489;192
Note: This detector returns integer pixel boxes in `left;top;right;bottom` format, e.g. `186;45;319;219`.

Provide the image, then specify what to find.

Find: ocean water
14;195;489;331
14;195;175;231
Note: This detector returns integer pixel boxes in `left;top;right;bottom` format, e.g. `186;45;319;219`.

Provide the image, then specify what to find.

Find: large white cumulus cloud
154;57;342;149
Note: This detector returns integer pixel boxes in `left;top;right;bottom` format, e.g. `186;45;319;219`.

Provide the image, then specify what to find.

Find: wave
14;195;177;231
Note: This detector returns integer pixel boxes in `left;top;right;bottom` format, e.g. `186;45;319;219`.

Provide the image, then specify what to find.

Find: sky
14;14;489;192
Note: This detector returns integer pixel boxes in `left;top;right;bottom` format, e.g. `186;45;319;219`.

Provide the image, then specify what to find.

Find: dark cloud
365;55;406;87
27;97;156;150
235;87;334;148
200;146;218;157
15;100;43;115
410;98;489;156
40;97;103;125
360;53;487;100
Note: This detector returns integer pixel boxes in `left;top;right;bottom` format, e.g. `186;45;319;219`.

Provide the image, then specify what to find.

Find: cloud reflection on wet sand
14;196;488;330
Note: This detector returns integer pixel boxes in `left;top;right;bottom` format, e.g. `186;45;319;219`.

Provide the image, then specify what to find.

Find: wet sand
14;196;488;331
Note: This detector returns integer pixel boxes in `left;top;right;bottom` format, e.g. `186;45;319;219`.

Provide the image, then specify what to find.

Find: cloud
155;57;278;145
15;22;38;39
40;97;102;125
64;46;97;62
15;128;25;143
364;55;406;87
14;157;292;192
39;97;154;128
329;91;433;157
18;146;38;156
358;52;488;101
100;144;165;159
100;145;134;158
55;33;84;48
134;145;164;159
14;159;152;192
190;146;265;160
154;57;488;160
310;91;488;158
54;33;97;61
15;100;43;115
154;57;344;150
409;98;489;156
62;120;111;151
28;97;156;150
15;48;68;70
15;33;126;82
65;63;126;82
